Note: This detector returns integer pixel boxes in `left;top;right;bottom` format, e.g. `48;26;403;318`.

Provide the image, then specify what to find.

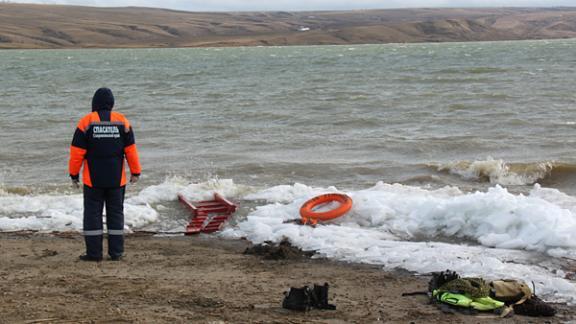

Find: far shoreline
1;36;575;51
2;4;576;50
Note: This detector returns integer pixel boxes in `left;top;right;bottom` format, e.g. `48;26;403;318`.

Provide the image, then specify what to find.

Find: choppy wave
1;178;576;303
433;67;512;74
431;159;576;186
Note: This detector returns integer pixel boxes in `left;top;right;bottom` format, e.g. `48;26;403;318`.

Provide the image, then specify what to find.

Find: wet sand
0;232;574;323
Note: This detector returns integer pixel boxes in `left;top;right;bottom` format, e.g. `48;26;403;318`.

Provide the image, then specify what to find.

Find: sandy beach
0;232;573;323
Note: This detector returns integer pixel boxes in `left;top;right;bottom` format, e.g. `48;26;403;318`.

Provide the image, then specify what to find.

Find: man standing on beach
69;88;141;262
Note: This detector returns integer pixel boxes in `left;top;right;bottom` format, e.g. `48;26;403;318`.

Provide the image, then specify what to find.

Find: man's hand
130;174;139;184
72;179;80;189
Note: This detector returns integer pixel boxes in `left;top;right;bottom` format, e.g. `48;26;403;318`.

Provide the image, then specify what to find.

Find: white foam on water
241;182;576;253
0;192;157;232
222;181;576;303
0;178;250;233
127;177;252;205
244;182;338;204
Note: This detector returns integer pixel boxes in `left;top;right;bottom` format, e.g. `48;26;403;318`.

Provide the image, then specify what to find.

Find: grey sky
8;0;576;11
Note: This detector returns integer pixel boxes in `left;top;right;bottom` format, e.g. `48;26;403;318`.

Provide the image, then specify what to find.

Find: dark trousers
83;185;125;258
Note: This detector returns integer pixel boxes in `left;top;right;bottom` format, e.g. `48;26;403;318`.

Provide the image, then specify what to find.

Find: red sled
178;193;237;235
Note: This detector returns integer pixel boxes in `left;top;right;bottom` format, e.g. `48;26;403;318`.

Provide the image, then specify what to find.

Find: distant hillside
1;4;576;48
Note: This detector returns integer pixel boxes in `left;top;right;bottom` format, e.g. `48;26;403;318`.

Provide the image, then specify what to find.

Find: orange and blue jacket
69;109;141;188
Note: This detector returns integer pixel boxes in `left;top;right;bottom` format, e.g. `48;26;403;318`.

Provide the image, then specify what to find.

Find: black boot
282;286;311;311
79;254;102;262
311;283;336;310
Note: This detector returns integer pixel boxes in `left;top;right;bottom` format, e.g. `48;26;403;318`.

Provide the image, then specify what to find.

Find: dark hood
92;88;115;111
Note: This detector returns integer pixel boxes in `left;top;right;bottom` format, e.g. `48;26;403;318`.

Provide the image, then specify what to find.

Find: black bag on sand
513;296;556;317
282;286;311;311
310;283;337;310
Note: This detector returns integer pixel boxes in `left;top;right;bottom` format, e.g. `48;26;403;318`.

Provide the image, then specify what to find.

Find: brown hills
1;4;576;49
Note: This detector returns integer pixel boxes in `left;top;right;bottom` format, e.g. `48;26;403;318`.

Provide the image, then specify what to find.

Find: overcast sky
7;0;576;11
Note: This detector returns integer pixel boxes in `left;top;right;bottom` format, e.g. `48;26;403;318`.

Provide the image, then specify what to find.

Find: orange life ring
300;193;353;225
